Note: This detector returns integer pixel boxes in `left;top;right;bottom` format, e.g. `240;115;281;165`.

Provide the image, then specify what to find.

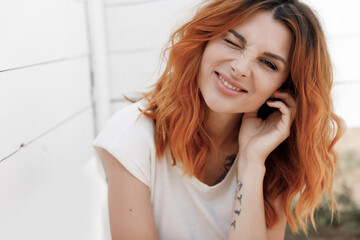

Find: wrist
238;151;266;166
237;154;266;177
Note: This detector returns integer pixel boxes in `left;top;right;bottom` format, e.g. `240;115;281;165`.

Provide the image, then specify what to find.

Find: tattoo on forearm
231;220;236;230
214;154;236;185
230;180;243;230
236;194;242;205
237;181;243;192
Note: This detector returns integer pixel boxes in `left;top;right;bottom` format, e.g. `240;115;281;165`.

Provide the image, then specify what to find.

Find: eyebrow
229;29;247;44
264;52;287;66
228;29;288;66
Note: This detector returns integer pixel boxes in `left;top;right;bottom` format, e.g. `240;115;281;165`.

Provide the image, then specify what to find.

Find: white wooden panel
0;58;91;161
109;50;161;97
0;108;107;240
332;83;360;128
303;0;360;37
87;0;112;133
105;0;200;52
328;37;360;83
0;0;88;71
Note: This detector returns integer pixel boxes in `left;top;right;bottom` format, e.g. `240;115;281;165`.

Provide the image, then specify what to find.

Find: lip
214;71;248;96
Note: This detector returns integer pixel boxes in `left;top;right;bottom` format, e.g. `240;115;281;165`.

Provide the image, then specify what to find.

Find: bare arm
228;91;295;239
94;147;159;240
228;159;287;240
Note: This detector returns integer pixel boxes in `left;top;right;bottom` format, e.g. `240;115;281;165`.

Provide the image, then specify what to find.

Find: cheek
254;70;287;95
198;51;214;79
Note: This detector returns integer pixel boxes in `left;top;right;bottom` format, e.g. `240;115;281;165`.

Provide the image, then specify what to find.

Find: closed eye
260;59;278;71
224;39;244;49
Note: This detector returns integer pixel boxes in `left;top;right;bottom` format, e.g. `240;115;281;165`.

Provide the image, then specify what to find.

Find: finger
272;91;297;120
266;100;292;125
272;91;296;109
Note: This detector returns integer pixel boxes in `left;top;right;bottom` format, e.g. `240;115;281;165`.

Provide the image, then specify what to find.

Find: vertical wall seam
84;0;98;138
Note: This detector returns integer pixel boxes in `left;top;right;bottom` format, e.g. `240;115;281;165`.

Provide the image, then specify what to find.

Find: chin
203;97;238;114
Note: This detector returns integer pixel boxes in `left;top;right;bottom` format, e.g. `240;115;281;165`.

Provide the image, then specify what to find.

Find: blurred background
0;0;359;239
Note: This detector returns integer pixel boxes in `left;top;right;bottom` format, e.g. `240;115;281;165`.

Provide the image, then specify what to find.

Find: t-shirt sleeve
92;103;155;187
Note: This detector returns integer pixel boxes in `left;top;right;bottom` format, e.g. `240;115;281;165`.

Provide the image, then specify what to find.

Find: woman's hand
238;91;296;164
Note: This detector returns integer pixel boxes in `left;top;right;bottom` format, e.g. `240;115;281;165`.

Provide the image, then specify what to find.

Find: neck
204;108;243;150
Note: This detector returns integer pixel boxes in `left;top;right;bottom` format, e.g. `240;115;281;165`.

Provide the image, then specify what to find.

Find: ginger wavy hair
141;0;344;234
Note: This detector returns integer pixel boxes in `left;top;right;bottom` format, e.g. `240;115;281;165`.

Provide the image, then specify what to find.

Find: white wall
0;0;108;239
303;0;360;128
104;0;202;111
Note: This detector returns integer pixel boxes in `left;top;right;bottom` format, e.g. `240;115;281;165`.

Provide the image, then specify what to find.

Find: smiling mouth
215;72;247;93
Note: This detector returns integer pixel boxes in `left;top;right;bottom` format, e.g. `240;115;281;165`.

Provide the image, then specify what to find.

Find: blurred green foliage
285;151;360;239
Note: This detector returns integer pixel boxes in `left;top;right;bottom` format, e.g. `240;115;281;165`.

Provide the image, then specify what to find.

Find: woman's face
198;10;292;114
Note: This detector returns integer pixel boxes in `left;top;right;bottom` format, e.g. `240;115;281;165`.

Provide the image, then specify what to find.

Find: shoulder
94;100;155;148
93;100;156;187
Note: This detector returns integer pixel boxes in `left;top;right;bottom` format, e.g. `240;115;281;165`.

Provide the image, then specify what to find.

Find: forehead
231;10;293;60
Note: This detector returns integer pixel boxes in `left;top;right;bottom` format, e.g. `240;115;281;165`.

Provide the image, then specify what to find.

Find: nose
230;52;254;79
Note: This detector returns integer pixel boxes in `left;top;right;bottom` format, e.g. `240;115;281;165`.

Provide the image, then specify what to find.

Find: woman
94;0;344;239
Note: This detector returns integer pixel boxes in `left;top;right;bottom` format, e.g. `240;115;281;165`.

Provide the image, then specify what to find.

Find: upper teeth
218;74;242;91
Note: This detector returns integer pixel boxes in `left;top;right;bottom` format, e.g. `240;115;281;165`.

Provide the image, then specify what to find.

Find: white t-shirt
93;100;238;240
